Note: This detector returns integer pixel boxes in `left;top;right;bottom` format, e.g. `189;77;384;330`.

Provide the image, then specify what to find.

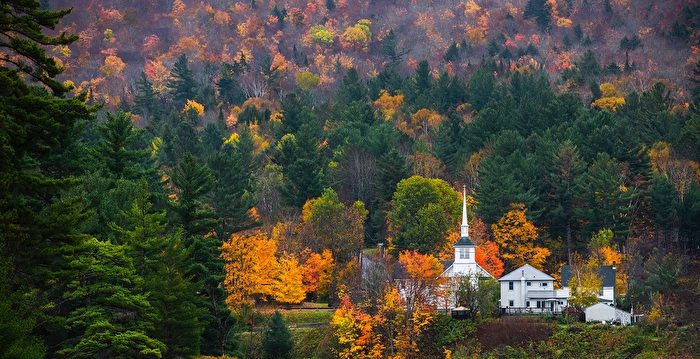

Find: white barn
585;302;631;325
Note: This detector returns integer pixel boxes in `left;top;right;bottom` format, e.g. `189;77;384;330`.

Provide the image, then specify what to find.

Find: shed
584;303;631;326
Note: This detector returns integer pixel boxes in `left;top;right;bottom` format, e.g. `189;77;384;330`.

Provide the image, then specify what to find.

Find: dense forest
1;0;700;358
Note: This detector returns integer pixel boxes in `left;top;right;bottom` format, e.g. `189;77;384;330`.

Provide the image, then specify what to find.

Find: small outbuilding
584;303;631;326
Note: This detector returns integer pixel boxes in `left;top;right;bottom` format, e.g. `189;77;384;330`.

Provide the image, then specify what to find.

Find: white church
440;186;492;280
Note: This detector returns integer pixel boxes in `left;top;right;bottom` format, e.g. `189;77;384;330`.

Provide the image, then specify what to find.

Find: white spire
461;185;469;238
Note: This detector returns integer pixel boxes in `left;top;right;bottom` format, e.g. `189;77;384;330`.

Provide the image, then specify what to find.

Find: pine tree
94;111;150;179
262;312;293;359
168;54;198;106
169;154;217;238
210;126;259;238
0;2;94;354
546;141;586;263
57;238;165;358
134;72;162;124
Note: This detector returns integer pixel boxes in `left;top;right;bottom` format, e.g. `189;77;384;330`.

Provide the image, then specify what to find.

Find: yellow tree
373;90;404;121
491;203;550;270
592;83;625;111
397;251;445;317
274;255;306;305
588;228;627;295
567;253;602;309
331;296;384;359
221;230;278;311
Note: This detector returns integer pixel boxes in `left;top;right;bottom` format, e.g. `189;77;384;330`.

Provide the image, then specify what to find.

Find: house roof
454;235;475;246
561;265;616;288
498;264;554;281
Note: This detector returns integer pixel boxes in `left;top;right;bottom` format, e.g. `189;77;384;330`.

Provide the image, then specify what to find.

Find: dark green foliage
134;72;162;124
169;154;217;237
58;238;165;358
262;312;293;359
218;62;247;105
444;41;459;62
168;54;198;106
578;50;600;79
210;127;259;237
93;112;150;179
574;153;637;240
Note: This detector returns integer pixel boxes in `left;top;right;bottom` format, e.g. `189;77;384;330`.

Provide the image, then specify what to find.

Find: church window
508;282;513;290
459;248;469;259
508;300;514;307
541;282;548;287
526;281;531;286
526;301;530;307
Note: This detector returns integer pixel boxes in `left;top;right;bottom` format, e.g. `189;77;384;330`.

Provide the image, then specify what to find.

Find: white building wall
500;280;525;308
585;303;631;325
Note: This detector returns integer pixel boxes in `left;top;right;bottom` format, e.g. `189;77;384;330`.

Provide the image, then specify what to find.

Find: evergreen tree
168;54;198;106
169;154;217;238
134;72;162;124
546;141;586;263
58;238;165;358
262;312;293;359
337;68;368;104
210;126;259;238
476;155;537;225
93;112;150;179
575;153;637;240
0;2;94;354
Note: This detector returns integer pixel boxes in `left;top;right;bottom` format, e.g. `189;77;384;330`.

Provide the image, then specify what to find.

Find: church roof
498;264;554;281
454;235;475;247
561;265;616;288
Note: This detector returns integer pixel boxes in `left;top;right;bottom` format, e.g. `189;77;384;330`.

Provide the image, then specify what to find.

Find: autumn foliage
491;203;550;271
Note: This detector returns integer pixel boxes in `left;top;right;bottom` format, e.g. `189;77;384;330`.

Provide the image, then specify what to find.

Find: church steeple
455;185;475;247
461;185;469;238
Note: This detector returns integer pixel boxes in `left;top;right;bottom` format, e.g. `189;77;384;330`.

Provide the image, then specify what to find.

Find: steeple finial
461;185;469;238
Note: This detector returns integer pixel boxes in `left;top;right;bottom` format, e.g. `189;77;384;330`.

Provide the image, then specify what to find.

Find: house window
509;300;514;307
508;282;514;290
527;281;531;286
541;282;548;287
526;301;530;307
459;248;469;259
536;301;541;308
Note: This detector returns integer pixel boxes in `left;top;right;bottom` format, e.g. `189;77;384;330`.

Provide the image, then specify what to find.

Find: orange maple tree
491;203;550;270
476;240;504;278
301;249;335;298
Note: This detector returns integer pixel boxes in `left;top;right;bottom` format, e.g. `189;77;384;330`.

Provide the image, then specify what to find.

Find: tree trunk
566;223;573;265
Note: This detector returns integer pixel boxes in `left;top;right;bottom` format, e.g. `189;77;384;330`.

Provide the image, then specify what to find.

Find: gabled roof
498;264;554;281
561;265;616;288
454;236;475;247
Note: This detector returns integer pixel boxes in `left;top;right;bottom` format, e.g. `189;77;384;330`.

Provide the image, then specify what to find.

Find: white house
585;302;631;325
561;264;617;305
498;264;569;314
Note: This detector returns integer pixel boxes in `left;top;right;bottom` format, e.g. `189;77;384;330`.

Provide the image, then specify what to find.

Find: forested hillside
1;0;699;358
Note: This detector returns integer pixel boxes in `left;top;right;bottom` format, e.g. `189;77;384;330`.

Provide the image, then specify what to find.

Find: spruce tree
168;54;198;106
169;154;217;238
262;312;293;359
134;72;162;124
210;126;259;238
